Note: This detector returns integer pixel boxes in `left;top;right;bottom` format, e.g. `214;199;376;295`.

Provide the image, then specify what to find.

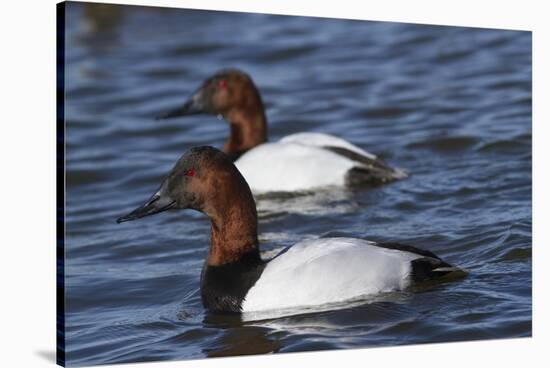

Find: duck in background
158;69;407;194
117;146;463;315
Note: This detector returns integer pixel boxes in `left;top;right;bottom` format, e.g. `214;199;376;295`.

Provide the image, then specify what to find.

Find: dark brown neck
204;175;260;266
223;108;267;159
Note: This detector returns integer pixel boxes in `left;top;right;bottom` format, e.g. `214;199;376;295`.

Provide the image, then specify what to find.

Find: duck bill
116;193;176;223
157;89;206;119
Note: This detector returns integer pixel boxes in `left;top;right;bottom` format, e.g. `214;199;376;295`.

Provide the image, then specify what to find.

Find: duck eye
184;168;195;177
217;79;227;89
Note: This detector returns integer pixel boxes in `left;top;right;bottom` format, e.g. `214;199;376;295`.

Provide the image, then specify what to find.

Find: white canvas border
1;1;546;367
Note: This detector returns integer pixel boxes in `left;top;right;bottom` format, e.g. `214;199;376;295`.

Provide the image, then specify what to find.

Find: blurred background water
62;2;532;366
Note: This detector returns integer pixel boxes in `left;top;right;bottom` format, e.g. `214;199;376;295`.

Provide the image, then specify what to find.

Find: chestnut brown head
157;69;264;121
116;146;253;223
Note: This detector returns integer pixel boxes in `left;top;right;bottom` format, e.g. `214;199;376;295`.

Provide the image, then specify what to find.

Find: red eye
184;168;195;177
217;79;227;89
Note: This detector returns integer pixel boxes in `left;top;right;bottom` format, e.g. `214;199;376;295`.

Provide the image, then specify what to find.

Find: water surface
62;3;532;366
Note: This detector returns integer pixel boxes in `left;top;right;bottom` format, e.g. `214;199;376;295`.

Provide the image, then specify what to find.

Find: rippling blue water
61;3;531;366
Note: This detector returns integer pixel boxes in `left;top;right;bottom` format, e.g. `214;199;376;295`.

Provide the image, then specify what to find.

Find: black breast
200;250;266;313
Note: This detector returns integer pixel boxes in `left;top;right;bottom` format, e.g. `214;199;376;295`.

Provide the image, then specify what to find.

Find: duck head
117;145;254;222
117;146;259;265
158;69;268;160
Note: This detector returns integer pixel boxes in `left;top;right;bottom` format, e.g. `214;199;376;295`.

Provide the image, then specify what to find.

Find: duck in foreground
158;69;407;194
117;146;463;314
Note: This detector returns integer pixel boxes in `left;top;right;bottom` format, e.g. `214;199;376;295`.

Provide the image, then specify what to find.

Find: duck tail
346;165;407;186
410;257;467;282
390;167;409;180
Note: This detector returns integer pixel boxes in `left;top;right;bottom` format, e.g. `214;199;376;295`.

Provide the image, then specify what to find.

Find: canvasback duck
158;69;407;194
117;146;462;314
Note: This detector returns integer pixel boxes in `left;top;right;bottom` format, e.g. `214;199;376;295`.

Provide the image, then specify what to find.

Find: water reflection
202;313;280;357
199;292;415;357
241;291;414;323
256;187;360;219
